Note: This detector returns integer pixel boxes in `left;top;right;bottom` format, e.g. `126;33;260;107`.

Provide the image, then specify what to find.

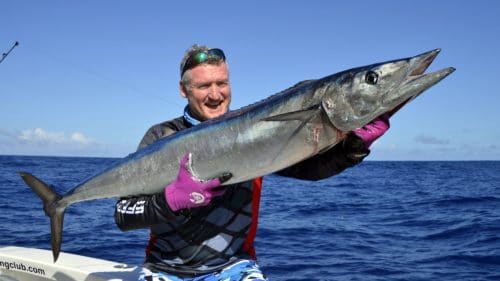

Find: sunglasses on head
181;48;226;77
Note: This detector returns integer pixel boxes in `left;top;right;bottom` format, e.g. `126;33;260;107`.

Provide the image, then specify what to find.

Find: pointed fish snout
409;48;441;76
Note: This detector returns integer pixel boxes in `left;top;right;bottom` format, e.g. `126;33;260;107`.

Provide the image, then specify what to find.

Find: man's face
180;62;231;121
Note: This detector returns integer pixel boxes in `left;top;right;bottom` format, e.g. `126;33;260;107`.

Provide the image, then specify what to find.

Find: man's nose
207;84;222;99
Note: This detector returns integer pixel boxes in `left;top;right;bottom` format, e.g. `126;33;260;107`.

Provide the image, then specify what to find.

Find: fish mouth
408;48;441;77
384;49;455;117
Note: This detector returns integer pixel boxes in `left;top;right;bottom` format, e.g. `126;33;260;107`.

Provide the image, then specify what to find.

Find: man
115;45;390;281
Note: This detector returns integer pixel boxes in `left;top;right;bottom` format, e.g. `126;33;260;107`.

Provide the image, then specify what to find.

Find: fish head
320;49;455;131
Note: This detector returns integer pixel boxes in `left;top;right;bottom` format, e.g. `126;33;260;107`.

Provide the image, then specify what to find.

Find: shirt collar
183;106;201;126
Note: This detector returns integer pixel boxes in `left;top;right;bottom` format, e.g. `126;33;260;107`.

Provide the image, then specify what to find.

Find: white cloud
70;132;91;144
18;128;93;145
19;128;64;143
0;128;132;157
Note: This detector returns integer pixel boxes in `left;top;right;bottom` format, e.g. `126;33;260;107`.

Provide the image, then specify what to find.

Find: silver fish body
19;49;454;261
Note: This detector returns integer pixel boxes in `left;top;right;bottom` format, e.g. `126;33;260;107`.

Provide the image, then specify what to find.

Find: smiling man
137;47;231;149
114;44;390;281
179;48;231;122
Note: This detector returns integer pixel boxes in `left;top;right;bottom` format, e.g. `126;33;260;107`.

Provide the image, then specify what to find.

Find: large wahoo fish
19;49;454;261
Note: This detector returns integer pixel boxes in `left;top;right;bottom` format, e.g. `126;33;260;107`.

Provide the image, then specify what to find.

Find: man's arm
277;134;369;180
116;123;179;231
115;192;177;231
278;114;390;181
115;153;231;230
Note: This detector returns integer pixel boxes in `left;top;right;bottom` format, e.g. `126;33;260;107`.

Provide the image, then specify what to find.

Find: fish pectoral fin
262;105;320;122
268;106;321;163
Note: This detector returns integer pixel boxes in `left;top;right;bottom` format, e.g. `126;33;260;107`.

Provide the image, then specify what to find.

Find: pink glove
165;153;231;212
353;114;390;148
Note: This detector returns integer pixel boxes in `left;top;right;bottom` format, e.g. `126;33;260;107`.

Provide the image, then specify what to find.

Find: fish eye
365;71;379;85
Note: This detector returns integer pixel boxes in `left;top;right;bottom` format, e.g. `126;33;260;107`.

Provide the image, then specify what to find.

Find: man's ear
179;81;187;98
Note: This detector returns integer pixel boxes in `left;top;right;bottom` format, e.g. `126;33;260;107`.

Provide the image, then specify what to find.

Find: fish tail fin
18;172;66;262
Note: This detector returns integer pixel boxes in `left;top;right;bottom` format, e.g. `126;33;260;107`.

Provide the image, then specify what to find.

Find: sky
1;0;499;160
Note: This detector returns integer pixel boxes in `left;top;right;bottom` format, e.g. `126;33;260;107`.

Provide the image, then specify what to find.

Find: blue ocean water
0;155;499;281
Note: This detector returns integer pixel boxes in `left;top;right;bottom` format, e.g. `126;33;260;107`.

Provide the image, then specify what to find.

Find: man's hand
353;114;390;149
165;153;232;212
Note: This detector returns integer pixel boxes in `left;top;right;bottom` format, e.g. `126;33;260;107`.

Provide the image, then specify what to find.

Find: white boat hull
0;246;140;281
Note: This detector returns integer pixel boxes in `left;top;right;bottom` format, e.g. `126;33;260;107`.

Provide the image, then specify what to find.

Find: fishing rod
0;41;19;64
